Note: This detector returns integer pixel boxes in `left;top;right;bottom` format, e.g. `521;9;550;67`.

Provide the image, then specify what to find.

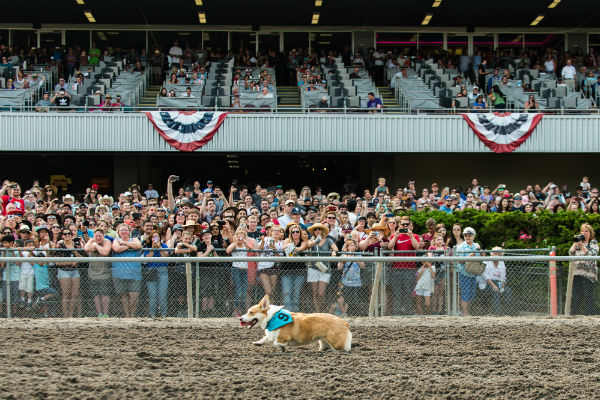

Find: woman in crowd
257;224;284;299
111;223;143;318
491;197;510;213
524;94;540;112
455;227;481;316
446;223;464;251
586;199;600;214
84;228;112;317
54;226;84;318
569;223;598;315
337;238;365;315
472;95;487;110
143;230;170;318
281;223;308;312
226;228;255;317
488;85;506;110
197;228;220;317
306;223;338;313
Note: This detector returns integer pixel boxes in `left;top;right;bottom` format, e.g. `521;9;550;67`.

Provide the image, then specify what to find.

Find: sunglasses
62;232;72;236
400;223;410;226
291;231;300;234
327;216;336;219
313;228;322;231
52;226;61;229
2;231;12;234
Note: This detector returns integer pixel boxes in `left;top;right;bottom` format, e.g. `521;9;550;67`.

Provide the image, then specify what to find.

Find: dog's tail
343;330;352;352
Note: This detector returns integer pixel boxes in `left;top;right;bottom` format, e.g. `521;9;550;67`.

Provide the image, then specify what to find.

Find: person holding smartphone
143;230;170;318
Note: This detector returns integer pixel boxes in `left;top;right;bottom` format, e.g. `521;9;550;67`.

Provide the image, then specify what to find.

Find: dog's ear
259;295;270;310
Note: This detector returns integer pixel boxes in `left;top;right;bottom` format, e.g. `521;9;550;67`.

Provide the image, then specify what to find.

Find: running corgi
240;295;352;352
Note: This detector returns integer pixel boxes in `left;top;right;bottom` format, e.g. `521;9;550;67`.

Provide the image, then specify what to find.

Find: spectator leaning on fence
142;230;170;318
568;223;599;316
84;228;112;317
480;246;512;315
112;223;143;318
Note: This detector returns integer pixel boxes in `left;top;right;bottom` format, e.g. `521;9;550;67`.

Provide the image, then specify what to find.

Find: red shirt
391;233;420;269
1;195;25;216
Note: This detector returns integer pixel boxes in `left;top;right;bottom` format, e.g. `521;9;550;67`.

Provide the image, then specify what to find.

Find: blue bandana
266;309;293;331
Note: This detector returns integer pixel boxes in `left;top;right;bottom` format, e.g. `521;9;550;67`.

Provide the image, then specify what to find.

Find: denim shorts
57;268;80;279
459;273;477;302
113;278;141;294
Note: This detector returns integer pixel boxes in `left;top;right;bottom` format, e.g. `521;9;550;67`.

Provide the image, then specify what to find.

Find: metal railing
3;248;600;319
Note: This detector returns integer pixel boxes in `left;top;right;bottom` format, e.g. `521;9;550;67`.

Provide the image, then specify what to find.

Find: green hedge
399;210;600;255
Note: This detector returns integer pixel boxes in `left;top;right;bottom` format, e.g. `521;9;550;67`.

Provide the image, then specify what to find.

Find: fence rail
1;251;598;319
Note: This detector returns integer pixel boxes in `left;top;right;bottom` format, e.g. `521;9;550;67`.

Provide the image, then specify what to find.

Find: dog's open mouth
240;318;258;329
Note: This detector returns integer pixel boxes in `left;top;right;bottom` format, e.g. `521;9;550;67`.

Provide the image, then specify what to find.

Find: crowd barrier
2;248;600;319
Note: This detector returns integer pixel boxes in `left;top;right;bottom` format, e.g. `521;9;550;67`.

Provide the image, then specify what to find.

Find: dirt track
1;317;599;399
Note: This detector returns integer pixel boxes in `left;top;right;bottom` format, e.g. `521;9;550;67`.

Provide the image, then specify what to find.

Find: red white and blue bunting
145;111;228;152
462;112;543;153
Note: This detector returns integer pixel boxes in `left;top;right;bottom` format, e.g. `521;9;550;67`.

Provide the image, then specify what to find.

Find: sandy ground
1;317;600;399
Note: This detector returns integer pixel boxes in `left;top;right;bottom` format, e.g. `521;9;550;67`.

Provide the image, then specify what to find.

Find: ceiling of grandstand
1;0;599;28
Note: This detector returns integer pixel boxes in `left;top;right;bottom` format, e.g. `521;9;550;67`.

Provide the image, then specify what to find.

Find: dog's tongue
240;320;252;327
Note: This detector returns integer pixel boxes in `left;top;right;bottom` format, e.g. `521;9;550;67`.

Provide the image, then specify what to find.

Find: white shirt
168;46;183;63
561;65;576;79
483;261;506;283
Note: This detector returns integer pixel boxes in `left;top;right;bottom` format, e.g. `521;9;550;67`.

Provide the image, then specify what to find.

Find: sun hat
365;223;390;237
307;223;329;237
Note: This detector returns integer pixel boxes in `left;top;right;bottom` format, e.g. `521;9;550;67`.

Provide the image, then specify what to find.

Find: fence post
6;278;11;319
185;262;193;318
549;247;558;316
451;251;459;316
369;248;383;317
379;255;386;316
444;248;451;316
564;260;574;316
195;262;200;318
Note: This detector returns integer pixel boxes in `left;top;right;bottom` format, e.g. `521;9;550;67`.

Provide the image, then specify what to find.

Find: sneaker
31;297;43;311
25;303;32;311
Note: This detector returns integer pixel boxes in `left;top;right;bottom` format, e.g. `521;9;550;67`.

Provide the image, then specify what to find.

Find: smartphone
170;175;180;182
399;228;408;233
152;237;159;242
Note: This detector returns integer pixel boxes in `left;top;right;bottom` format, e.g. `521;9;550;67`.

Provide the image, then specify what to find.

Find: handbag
465;260;485;276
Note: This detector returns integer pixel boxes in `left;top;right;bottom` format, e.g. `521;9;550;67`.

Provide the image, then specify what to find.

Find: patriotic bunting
145;111;228;152
462;112;543;153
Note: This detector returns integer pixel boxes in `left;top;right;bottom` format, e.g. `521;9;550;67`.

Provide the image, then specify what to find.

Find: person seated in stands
0;55;13;68
352;52;365;67
349;67;361;79
112;94;126;110
167;73;178;85
583;71;597;98
524;95;540;112
168;90;176;98
318;96;329;111
69;75;82;92
451;88;468;108
453;76;463;87
35;92;52;112
556;77;567;87
231;95;241;109
467;86;480;101
257;87;274;99
183;87;195;98
472;95;487;111
198;66;207;80
487;68;501;93
54;77;68;93
232;72;241;85
50;89;71;107
366;92;382;113
499;76;511;88
183;76;191;85
297;74;308;88
159;87;168;97
101;93;113;109
305;81;317;92
133;61;145;73
4;78;15;89
249;81;259;92
176;68;187;78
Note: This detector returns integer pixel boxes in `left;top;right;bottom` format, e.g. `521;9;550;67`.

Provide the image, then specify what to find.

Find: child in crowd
415;260;436;315
374;177;389;196
581;176;591;196
429;233;447;314
18;239;36;310
338;239;365;315
1;235;20;314
328;291;348;317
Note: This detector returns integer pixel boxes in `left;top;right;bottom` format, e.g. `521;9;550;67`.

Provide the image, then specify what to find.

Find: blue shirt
367;98;383;109
143;244;169;268
439;205;453;214
456;241;480;277
112;239;142;280
34;264;50;290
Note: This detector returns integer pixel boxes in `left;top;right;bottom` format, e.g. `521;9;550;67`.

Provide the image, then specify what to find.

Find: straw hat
182;220;201;235
365;223;390;237
307;223;329;237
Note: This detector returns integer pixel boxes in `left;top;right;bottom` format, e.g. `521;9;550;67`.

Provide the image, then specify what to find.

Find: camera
211;193;219;198
216;220;226;226
169;175;180;182
574;234;585;242
399;228;408;233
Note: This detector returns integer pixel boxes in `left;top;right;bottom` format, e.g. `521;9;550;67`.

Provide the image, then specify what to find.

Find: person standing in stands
561;59;577;92
168;41;182;68
89;42;100;66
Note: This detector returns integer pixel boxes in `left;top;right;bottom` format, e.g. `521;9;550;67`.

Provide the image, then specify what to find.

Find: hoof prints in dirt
0;319;599;399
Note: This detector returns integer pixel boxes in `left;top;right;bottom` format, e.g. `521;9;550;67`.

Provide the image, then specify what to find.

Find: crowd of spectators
0;174;598;319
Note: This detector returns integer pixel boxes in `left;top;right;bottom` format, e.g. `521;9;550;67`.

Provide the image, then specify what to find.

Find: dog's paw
252;340;265;346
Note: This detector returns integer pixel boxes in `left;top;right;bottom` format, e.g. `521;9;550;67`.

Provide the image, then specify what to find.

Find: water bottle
498;281;504;293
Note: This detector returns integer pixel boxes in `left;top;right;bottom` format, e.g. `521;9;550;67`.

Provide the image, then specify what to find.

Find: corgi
240;295;352;352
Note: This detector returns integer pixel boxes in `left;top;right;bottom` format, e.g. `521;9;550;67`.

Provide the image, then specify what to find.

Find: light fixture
311;12;320;24
84;11;96;23
195;0;203;5
530;14;545;26
421;13;433;25
548;0;561;8
198;12;206;23
432;0;442;7
315;0;322;6
76;0;85;4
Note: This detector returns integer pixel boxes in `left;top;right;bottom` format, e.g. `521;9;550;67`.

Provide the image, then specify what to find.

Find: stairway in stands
377;86;401;113
139;85;161;108
277;86;301;112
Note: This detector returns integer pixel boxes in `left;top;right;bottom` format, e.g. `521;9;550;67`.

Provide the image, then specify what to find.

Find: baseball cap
285;199;295;206
341;224;352;232
463;227;476;235
207;180;213;185
133;203;142;209
91;184;99;190
124;191;133;196
200;229;211;236
173;224;183;231
291;207;302;214
444;195;452;200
